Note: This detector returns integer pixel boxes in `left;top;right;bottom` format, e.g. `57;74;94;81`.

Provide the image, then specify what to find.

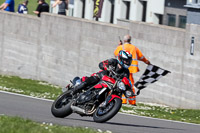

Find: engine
76;90;96;105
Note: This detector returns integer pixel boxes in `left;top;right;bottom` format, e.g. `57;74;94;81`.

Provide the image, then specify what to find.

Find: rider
72;50;133;95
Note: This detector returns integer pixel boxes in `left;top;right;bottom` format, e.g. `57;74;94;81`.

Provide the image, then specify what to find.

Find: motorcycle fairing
94;83;108;89
122;77;131;87
102;75;115;84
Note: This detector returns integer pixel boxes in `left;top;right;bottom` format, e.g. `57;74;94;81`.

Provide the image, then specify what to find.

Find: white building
71;0;165;24
50;0;165;24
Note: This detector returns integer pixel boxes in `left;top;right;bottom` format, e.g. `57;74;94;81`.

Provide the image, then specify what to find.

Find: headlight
117;81;126;91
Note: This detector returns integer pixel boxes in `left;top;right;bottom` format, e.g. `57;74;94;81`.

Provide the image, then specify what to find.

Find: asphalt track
0;91;200;133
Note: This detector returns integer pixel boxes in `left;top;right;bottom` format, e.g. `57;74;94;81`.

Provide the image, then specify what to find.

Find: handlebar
107;66;140;96
107;66;123;80
107;66;141;96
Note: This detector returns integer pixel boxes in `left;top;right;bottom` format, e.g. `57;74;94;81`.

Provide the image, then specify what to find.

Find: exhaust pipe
71;105;85;114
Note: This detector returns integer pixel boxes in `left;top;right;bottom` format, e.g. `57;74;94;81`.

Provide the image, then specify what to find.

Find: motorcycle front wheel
93;98;122;123
51;90;73;118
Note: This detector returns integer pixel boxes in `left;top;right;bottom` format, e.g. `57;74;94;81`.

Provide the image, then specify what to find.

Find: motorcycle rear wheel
93;98;122;123
51;90;73;118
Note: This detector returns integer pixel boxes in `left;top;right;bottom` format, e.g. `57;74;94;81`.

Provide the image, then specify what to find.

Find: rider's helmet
117;50;132;69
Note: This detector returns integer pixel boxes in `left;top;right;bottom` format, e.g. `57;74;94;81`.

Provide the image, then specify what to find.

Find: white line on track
0;90;53;102
0;90;200;126
119;112;200;126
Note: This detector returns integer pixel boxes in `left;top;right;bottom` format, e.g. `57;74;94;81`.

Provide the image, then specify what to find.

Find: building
50;0;190;29
71;0;165;24
163;0;187;28
184;0;200;25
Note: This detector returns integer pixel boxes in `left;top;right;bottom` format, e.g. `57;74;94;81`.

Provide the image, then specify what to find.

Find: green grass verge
0;115;102;133
0;75;62;99
0;74;200;125
121;103;200;124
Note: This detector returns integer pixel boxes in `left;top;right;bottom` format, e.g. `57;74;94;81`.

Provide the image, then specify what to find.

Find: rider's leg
72;81;87;94
72;76;100;94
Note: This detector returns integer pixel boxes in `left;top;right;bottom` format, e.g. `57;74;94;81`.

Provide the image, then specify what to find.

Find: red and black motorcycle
51;69;134;123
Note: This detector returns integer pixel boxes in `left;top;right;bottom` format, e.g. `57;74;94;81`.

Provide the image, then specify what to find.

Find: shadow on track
64;117;183;131
106;121;184;131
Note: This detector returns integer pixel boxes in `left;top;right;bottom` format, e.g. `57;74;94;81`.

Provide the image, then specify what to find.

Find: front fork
99;95;121;108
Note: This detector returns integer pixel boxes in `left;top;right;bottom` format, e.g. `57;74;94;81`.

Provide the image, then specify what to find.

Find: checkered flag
134;64;171;90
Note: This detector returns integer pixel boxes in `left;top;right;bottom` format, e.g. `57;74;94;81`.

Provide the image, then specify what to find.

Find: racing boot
72;82;87;95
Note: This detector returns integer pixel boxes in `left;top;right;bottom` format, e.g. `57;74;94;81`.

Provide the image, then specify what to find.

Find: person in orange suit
114;35;151;105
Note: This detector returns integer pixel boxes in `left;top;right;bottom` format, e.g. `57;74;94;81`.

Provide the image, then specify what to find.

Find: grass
0;74;200;125
0;75;62;99
0;115;104;133
121;103;200;124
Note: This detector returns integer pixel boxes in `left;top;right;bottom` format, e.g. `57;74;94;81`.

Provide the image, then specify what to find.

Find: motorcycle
51;68;135;123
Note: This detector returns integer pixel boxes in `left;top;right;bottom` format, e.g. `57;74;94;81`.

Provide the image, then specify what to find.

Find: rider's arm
123;69;130;79
99;60;109;71
99;58;117;71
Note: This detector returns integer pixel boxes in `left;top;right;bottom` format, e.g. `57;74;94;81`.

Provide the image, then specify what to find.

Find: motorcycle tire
51;90;73;118
93;98;122;123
